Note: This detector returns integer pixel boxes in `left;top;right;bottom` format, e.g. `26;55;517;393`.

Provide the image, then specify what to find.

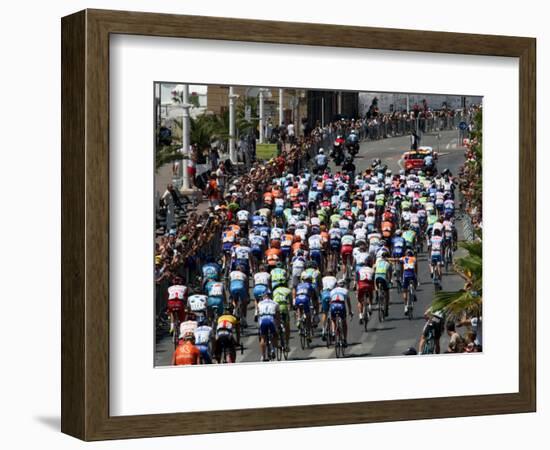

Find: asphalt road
155;130;468;366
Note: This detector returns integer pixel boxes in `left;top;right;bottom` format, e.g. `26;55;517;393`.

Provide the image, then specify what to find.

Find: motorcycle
346;141;359;157
331;137;346;165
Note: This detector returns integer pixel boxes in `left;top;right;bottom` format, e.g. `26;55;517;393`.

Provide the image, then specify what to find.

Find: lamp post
279;88;284;126
181;84;192;191
228;86;238;163
258;88;269;144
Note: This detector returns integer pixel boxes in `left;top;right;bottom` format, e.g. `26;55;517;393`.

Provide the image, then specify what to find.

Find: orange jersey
173;341;200;366
320;231;329;244
265;248;282;265
292;242;305;254
381;221;394;232
263;192;274;205
229;224;241;235
289;187;300;201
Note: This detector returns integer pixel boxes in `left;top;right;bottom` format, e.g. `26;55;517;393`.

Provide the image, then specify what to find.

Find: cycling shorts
321;290;332;313
329;302;346;319
310;249;322;264
196;344;212;364
251;247;263;259
274;207;284;217
330;239;341;250
402;273;417;289
431;254;442;265
167;299;185;322
253;284;269;300
207;296;224;314
375;277;389;290
392;249;404;258
258;316;276;336
295;295;311;314
340;245;353;257
230;281;247;302
357;280;374;299
281;247;291;257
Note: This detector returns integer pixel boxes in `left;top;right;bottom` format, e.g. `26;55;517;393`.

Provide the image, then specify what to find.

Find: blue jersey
202;263;221;280
296;282;312;297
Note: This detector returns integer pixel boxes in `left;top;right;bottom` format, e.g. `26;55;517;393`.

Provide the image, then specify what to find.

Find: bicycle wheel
300;325;307;350
407;286;414;320
377;292;384;322
325;321;332;348
363;308;369;332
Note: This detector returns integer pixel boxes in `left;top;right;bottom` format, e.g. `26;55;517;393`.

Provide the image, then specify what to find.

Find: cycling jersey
308;234;322;250
194;325;213;345
254;271;271;286
375;259;391;280
168;284;187;300
188;294;208;313
273;286;292;314
329;287;349;303
322;276;337;291
206;282;224;298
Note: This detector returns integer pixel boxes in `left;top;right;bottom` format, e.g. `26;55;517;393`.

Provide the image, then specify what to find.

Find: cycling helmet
275;262;284;269
381;251;389;258
336;278;346;287
172;276;183;285
318;148;324;154
395;229;402;236
406;249;414;256
240;238;248;246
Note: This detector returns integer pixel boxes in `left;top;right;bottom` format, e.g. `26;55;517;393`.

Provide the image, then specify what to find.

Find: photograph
153;83;483;366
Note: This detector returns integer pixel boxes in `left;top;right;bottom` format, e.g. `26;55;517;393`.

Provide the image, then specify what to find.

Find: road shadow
287;356;317;361
34;416;60;431
368;326;397;332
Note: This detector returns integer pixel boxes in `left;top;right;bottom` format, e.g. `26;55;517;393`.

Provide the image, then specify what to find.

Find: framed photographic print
61;9;536;441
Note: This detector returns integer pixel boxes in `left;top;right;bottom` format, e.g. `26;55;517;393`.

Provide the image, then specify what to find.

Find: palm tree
429;240;482;321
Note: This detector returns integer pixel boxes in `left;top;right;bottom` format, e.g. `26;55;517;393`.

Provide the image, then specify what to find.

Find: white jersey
354;250;370;266
357;266;374;282
229;270;247;282
179;320;197;339
194;325;213;345
354;227;367;241
236;210;250;222
188;294;208;312
322;276;337;291
295;227;308;241
310;217;321;228
339;219;351;231
207;281;224;297
232;245;251;260
432;222;444;235
308;234;322;250
258;299;279;317
167;284;187;300
430;235;444;254
254;271;271;286
274;198;285;208
249;235;264;249
329;228;342;240
341;234;355;246
270;227;283;240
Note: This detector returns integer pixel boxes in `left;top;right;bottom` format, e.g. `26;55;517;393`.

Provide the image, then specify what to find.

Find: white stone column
279;88;284;126
337;91;342;115
259;88;266;144
229;86;237;164
181;84;191;190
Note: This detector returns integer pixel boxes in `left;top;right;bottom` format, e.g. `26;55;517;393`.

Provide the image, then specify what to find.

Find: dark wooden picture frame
61;9;536;441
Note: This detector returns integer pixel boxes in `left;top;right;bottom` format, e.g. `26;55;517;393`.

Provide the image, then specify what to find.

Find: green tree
430;240;482;321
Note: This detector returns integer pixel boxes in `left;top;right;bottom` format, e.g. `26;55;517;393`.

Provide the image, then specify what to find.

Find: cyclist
329;279;353;346
273;284;292;348
203;278;224;321
201;256;221;290
194;315;214;364
418;309;444;354
214;306;240;363
270;262;288;290
231;238;252;275
253;264;271;320
428;228;444;282
356;257;375;323
188;294;208;323
172;332;200;366
293;277;314;342
228;264;249;327
401;249;418;314
340;230;355;280
320;270;338;340
257;294;280;361
374;251;393;317
314;148;328;174
166;276;188;334
249;228;266;273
